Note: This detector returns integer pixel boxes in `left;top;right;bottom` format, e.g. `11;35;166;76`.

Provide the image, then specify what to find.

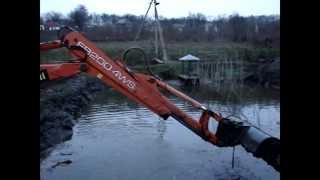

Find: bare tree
68;5;89;31
228;14;248;42
183;13;207;41
41;8;279;46
44;11;64;24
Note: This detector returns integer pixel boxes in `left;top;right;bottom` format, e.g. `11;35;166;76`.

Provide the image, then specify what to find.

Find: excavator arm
40;27;280;172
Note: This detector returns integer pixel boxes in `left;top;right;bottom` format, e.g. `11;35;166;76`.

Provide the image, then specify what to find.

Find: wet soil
40;73;106;160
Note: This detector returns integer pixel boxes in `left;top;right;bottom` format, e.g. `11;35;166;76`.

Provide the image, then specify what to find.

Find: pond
41;84;280;180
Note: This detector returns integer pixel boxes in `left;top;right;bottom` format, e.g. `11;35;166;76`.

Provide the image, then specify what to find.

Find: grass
40;40;279;79
40;40;279;62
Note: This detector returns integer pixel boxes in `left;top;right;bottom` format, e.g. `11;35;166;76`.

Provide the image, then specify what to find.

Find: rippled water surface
41;84;280;180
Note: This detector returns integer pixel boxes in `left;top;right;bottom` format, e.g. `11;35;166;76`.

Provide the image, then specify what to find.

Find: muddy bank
244;58;280;89
40;73;106;160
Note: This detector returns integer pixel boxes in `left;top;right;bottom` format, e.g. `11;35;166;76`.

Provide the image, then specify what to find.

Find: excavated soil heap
40;73;106;160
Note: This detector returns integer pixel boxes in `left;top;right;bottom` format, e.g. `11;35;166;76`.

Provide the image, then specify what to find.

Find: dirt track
40;73;106;160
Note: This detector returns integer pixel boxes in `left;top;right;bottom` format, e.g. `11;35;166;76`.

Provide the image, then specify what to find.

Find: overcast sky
40;0;280;18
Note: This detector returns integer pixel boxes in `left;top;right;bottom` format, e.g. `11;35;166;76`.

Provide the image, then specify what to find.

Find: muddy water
41;85;280;180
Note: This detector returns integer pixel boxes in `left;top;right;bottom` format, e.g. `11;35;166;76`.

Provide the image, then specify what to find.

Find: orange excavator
40;27;280;172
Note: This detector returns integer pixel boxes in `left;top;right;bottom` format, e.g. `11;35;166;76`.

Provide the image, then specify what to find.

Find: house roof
178;54;200;61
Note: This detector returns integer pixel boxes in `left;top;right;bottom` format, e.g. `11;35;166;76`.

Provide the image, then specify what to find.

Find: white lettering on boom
77;41;136;90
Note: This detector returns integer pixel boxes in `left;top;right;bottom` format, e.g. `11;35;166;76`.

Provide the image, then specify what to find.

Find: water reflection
41;84;279;180
156;118;167;140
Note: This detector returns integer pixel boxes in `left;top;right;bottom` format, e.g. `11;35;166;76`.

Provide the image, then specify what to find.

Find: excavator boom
40;27;280;172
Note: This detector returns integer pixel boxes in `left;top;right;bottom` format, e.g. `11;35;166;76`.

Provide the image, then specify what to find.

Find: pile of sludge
40;73;106;160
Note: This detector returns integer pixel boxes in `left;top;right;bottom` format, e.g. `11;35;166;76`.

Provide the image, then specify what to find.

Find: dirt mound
40;73;106;160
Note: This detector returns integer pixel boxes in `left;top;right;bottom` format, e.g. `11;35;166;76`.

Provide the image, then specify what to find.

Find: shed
179;54;200;75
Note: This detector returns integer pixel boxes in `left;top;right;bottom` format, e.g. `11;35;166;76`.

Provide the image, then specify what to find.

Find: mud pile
40;73;106;160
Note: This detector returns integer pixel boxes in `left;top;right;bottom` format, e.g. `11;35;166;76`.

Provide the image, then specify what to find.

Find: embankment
40;73;106;160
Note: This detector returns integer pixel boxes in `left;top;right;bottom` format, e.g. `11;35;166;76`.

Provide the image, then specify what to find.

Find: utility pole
154;0;159;58
134;0;169;62
153;0;168;62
